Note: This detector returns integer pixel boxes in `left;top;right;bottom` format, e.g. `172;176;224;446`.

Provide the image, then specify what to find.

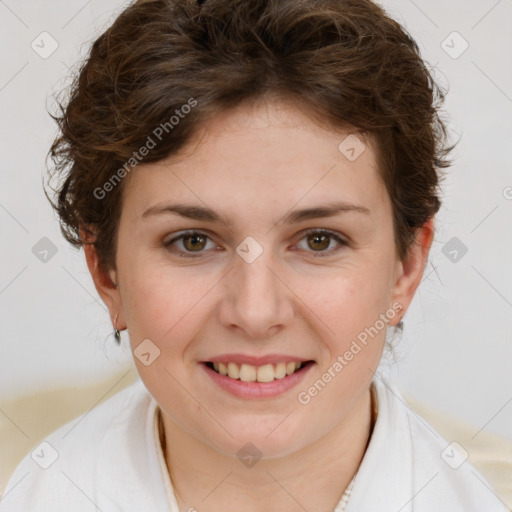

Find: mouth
203;360;315;383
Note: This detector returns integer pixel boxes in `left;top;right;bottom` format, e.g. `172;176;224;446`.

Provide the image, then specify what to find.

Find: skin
84;98;434;512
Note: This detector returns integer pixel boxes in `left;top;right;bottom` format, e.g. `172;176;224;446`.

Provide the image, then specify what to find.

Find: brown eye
182;233;207;251
306;232;331;251
164;231;217;258
296;229;347;257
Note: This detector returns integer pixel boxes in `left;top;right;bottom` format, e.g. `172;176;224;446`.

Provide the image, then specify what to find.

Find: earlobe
390;218;435;325
80;226;126;330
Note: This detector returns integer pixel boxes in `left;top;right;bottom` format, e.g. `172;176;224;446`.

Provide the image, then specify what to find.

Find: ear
389;217;435;326
80;226;126;330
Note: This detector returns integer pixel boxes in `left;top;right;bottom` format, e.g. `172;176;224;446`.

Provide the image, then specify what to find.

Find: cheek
120;265;208;406
291;257;394;369
302;262;393;325
120;256;218;354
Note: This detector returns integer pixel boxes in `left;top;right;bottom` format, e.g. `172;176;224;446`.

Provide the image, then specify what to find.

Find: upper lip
204;353;313;366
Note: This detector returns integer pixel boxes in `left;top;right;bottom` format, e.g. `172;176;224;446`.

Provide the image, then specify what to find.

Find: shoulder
0;379;168;511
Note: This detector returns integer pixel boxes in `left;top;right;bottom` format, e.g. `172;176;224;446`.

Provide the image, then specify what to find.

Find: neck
159;384;377;512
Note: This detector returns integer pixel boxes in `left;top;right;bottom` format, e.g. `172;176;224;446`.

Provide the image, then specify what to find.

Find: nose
218;246;295;340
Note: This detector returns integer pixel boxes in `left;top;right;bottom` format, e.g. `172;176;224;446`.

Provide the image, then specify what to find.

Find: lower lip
201;362;314;399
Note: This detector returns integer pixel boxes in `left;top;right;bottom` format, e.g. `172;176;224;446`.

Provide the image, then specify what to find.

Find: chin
197;417;313;460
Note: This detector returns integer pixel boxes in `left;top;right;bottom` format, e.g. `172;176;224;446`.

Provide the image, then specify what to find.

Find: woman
1;0;507;510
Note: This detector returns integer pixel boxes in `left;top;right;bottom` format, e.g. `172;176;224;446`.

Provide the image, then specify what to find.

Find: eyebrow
141;201;370;226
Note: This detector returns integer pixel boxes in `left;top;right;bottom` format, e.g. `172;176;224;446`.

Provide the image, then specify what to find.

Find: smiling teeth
211;361;303;382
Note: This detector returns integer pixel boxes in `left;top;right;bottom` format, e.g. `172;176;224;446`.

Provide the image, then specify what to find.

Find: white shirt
0;377;507;511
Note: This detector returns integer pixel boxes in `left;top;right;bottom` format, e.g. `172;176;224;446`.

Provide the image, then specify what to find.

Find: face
88;99;430;458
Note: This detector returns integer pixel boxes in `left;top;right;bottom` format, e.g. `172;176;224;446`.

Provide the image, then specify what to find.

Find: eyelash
163;229;348;259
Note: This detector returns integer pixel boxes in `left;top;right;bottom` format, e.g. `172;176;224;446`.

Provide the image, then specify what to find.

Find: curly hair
46;0;454;272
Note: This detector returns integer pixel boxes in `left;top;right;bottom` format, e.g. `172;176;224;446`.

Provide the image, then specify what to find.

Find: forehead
121;99;388;223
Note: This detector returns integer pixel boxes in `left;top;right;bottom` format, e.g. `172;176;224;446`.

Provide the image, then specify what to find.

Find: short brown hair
46;0;454;271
